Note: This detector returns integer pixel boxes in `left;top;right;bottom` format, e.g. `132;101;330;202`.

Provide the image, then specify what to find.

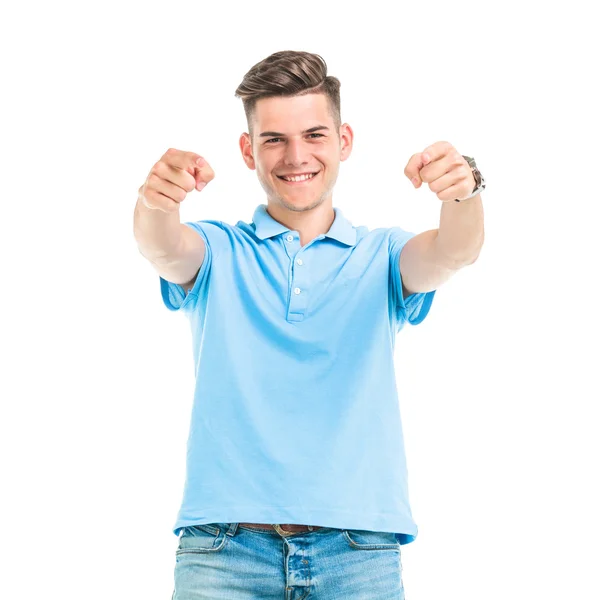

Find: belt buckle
273;524;314;536
274;524;294;536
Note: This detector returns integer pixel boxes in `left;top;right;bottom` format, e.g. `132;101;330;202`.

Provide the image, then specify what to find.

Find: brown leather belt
239;523;323;534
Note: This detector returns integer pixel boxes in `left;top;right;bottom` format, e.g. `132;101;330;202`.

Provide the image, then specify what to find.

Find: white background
2;1;599;598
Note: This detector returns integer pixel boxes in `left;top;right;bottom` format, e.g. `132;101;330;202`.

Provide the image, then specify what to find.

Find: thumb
405;152;426;188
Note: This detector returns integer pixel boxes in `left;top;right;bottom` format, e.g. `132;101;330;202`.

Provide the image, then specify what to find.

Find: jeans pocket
176;524;229;554
343;529;401;551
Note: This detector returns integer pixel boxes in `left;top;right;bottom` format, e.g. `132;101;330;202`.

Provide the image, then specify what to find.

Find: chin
287;195;326;212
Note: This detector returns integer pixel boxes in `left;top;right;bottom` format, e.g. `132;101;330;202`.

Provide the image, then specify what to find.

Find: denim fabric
172;522;405;599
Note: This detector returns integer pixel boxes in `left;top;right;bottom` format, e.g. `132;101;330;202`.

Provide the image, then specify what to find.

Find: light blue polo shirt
160;203;436;544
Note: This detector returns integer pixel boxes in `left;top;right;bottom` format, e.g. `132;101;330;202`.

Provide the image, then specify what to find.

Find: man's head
235;50;353;213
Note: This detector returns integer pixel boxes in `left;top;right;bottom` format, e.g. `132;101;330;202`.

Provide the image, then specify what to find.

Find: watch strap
453;155;486;202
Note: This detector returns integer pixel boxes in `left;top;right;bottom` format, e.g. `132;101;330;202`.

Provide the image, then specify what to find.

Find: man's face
239;93;353;213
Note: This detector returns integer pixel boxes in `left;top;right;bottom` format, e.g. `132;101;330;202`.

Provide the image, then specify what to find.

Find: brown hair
234;50;341;141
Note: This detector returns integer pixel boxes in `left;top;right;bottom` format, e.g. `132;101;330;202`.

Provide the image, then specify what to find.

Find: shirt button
294;287;301;295
296;258;303;265
286;234;294;242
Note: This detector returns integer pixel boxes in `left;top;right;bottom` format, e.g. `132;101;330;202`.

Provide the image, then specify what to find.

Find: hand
404;141;476;202
138;148;215;213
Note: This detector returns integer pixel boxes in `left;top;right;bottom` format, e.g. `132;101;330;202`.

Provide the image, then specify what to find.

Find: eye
265;133;325;144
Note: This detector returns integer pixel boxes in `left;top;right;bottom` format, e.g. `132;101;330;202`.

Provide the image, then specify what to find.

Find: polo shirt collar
252;204;357;247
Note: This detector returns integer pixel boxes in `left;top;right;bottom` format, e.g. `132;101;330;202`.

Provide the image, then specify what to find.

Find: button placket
284;233;310;321
290;253;308;316
293;257;303;296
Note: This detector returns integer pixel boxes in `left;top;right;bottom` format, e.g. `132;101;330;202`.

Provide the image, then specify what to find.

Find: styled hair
234;50;341;140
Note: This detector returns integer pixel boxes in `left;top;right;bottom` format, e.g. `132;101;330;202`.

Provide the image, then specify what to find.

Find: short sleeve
388;226;436;327
159;221;214;313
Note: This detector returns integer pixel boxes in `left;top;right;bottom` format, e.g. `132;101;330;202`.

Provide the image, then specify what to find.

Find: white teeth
282;172;316;182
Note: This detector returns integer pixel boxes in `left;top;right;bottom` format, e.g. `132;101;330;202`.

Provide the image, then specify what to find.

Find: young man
134;50;484;599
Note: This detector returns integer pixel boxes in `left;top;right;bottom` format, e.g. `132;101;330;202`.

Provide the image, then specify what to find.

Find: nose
283;137;309;167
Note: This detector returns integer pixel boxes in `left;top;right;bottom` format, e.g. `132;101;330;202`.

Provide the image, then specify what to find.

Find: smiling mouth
277;172;319;184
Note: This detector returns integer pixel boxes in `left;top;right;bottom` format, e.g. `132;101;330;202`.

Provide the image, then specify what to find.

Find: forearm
434;193;484;267
133;196;183;263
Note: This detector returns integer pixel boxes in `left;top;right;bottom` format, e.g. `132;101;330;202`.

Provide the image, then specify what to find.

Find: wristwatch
454;155;486;202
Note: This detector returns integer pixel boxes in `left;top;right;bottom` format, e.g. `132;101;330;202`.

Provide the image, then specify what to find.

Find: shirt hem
173;506;418;545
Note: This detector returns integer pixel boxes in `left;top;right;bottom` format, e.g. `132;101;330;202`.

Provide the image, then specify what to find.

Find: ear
239;133;256;170
339;123;354;162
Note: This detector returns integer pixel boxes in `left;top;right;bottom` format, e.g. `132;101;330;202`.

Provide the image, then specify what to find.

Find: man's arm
133;148;214;292
400;194;484;297
134;198;205;292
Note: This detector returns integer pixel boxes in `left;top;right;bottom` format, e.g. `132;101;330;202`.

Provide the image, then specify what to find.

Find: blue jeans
172;522;405;599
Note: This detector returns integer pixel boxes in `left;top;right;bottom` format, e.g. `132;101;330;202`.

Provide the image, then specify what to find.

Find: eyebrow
258;125;330;137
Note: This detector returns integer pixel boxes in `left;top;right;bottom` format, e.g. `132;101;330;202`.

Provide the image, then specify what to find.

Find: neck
267;199;335;247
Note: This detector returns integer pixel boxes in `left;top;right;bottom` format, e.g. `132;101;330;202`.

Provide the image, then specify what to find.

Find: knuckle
140;189;155;208
153;160;166;176
184;176;196;193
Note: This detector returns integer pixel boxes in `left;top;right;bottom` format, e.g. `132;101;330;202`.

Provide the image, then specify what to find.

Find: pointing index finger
163;148;204;172
162;148;215;190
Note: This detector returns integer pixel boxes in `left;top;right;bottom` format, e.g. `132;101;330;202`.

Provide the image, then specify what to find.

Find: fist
138;148;215;213
404;141;476;202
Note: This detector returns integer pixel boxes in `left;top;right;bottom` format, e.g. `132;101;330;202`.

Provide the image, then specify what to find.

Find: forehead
254;93;333;131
